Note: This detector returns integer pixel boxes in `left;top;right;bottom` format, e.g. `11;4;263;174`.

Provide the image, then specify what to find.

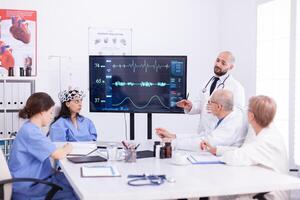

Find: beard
214;66;228;76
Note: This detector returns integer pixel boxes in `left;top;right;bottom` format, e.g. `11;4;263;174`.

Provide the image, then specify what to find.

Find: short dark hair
19;92;55;119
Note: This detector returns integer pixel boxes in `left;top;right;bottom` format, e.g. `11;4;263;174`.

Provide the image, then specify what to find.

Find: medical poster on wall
0;9;37;77
88;27;132;55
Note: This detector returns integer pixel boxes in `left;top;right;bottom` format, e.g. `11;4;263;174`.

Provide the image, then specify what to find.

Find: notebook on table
81;165;121;177
67;156;107;164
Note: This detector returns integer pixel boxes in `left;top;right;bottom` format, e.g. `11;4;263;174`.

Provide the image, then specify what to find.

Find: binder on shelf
12;112;19;135
12;83;19;110
0;143;5;152
0;82;4;110
5;83;13;110
5;112;13;139
19;82;31;109
0;113;4;139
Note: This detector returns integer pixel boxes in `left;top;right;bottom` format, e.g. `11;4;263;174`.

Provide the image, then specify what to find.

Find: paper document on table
187;152;224;164
68;142;97;156
81;165;121;177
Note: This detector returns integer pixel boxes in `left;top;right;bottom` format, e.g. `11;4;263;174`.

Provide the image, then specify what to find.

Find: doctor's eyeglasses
208;100;218;105
245;105;257;117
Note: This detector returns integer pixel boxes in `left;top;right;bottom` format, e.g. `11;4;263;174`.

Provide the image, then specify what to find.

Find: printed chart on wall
88;27;132;55
0;9;37;76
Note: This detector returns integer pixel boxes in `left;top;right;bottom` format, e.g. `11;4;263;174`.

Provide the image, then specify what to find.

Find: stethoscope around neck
202;74;230;94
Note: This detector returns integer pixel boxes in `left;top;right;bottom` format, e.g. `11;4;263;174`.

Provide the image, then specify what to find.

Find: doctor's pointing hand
176;99;193;112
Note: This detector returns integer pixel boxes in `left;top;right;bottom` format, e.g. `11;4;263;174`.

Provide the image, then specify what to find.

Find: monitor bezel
89;55;187;114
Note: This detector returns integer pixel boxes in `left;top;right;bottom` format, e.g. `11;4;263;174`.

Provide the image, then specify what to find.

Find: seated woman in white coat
49;88;97;142
202;95;288;200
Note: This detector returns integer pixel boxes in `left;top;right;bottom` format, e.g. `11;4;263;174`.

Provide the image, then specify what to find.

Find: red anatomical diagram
0;40;15;70
9;16;31;44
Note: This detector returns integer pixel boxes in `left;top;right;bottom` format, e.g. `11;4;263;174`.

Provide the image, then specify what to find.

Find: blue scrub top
8;121;56;196
49;116;97;142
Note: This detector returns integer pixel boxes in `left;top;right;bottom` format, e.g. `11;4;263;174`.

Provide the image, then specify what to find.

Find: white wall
219;0;257;100
2;0;222;142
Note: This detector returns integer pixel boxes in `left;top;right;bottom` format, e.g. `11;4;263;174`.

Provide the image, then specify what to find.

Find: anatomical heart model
0;9;36;76
0;40;15;70
10;16;31;44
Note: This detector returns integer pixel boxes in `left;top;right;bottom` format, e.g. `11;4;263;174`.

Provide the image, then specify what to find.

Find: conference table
59;142;300;200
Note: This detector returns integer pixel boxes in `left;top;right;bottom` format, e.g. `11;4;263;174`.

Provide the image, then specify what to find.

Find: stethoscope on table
202;74;230;94
127;174;176;186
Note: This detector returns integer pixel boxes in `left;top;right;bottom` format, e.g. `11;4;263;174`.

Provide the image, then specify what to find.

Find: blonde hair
249;95;277;127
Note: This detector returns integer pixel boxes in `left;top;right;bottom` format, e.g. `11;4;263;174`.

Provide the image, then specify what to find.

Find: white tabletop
60;149;300;200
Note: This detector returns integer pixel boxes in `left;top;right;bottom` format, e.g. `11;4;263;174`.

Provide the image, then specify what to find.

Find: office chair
0;150;62;200
253;192;268;200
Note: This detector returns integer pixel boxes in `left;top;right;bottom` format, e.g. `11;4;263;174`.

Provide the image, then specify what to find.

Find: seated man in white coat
155;89;247;151
202;95;288;200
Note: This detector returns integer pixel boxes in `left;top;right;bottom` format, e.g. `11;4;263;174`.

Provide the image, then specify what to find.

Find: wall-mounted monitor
89;55;187;113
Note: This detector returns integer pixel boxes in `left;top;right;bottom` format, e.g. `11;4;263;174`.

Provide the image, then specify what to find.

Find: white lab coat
216;126;289;200
187;73;245;134
174;107;248;151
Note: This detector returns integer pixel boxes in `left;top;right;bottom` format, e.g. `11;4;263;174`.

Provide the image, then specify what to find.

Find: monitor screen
89;55;187;113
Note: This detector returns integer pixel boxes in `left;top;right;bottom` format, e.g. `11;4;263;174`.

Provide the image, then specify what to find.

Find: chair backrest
43;104;61;135
0;150;12;200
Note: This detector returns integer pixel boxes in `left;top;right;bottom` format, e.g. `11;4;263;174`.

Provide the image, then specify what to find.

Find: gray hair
212;89;234;111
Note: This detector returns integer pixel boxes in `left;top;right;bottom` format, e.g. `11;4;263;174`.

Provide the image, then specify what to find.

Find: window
257;0;300;167
295;0;300;165
256;0;291;152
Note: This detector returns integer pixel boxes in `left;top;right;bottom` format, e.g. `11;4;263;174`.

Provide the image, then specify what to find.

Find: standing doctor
177;51;245;134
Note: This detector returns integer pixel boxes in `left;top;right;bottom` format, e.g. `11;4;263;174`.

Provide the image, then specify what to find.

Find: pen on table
203;141;210;151
122;141;129;149
85;148;98;156
186;92;189;100
134;144;140;150
205;145;210;151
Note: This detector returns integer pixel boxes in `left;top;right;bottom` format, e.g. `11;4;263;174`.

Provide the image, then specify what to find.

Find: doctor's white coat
187;73;245;134
175;107;248;151
218;126;289;200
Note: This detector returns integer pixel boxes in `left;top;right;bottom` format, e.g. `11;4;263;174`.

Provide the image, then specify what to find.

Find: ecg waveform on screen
112;60;170;72
112;95;170;110
112;81;169;87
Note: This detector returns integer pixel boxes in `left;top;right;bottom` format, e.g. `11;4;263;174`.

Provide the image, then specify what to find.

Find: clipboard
81;165;121;177
187;154;224;165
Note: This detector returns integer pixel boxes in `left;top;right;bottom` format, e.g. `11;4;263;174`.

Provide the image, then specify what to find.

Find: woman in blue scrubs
8;92;77;200
48;88;97;142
